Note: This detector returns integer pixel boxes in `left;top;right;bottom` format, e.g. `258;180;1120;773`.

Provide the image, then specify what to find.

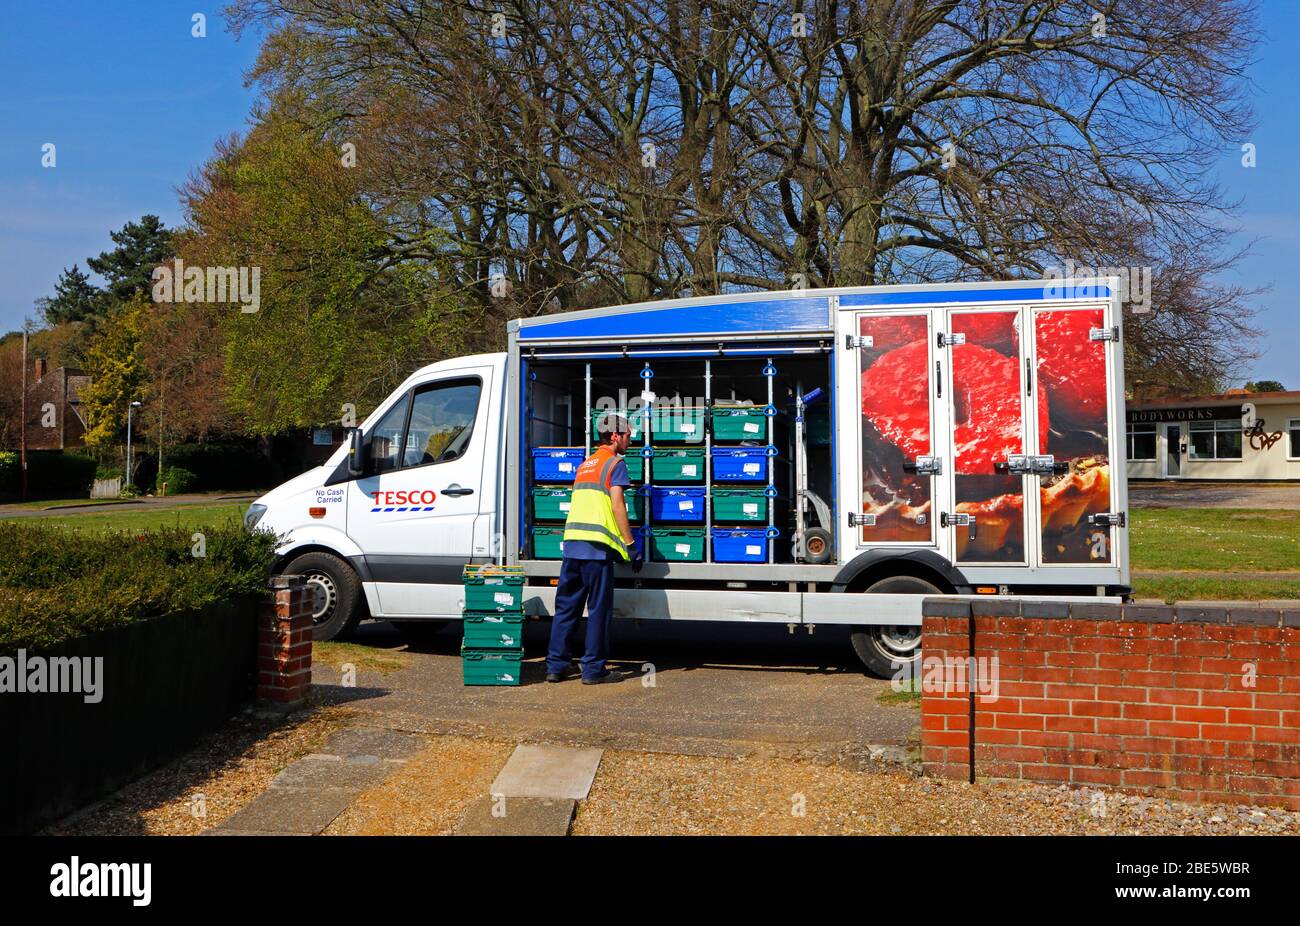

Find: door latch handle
941;512;977;540
442;486;474;497
902;455;943;476
1087;512;1126;528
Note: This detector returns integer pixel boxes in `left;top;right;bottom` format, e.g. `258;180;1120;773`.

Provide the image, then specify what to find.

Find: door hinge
936;332;966;348
1089;326;1120;342
902;455;943;476
1087;512;1127;528
845;334;874;350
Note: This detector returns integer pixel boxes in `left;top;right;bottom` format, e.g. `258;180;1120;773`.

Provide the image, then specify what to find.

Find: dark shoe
545;670;570;683
581;669;626;685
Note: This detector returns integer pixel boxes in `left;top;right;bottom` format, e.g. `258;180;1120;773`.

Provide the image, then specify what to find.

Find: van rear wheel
850;575;937;678
283;551;363;641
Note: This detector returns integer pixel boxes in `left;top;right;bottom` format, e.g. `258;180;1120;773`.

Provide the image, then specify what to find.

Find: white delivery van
246;278;1131;675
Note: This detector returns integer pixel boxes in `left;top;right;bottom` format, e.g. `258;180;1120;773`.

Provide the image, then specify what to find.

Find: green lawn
0;502;250;532
1129;508;1300;573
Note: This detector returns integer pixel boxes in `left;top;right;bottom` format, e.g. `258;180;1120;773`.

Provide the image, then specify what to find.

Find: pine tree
36;264;103;325
86;215;173;305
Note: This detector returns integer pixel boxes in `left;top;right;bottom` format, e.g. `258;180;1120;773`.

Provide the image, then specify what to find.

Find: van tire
849;575;936;678
283;551;363;641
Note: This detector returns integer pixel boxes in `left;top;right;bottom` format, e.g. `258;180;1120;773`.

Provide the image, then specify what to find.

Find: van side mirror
347;428;366;477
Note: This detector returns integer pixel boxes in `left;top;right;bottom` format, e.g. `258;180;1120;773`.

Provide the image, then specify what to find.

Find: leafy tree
1245;380;1285;393
86;215;174;305
35;264;103;325
178;106;477;435
78;297;148;452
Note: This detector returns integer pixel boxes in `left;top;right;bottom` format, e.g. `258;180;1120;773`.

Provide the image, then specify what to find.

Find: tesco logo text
371;490;437;506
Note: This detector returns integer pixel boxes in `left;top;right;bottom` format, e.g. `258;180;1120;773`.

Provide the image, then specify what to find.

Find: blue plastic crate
710;527;778;563
648;486;706;522
531;447;585;483
710;447;772;482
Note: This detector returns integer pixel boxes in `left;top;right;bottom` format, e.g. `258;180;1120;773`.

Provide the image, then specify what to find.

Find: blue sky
0;2;1296;385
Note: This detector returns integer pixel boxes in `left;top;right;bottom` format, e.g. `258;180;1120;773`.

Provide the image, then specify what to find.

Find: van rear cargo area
520;352;834;566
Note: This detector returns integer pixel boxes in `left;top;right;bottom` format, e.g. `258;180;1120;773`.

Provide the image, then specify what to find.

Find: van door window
369;394;411;475
403;378;483;467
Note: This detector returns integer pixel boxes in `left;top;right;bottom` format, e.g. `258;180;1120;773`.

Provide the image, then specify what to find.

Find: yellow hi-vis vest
562;445;631;561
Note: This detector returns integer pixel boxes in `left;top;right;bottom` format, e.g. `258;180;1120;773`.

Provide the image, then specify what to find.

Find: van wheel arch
832;552;965;678
276;548;369;640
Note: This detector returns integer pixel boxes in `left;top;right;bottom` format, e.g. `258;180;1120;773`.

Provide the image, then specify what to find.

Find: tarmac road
315;618;919;762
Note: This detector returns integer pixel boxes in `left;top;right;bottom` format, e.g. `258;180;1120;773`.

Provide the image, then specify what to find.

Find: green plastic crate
532;487;573;522
710;405;770;442
463;612;525;649
532;526;566;559
589;408;647;442
648;528;706;562
625;452;646;482
711;488;771;523
624;487;645;523
462;647;524;686
650;406;705;443
650;447;705;483
461;565;525;611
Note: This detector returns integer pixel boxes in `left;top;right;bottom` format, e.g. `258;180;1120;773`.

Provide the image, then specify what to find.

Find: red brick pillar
257;575;314;710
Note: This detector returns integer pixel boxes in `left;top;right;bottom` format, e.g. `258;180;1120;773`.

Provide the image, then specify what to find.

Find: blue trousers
546;555;615;678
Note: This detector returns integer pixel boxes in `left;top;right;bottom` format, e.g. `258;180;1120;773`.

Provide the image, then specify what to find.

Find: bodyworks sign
371;489;437;512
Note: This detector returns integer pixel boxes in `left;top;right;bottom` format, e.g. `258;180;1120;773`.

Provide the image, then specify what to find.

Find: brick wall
920;598;1300;810
257;575;314;708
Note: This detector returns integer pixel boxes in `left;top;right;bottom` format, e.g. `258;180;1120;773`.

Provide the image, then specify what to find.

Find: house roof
1129;391;1300;409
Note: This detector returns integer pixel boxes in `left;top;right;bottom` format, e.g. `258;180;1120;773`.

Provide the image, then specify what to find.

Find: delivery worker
546;412;643;684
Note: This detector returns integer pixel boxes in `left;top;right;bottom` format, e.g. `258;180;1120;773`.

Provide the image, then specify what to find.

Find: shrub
0;522;278;653
156;465;198;495
164;442;271;491
21;451;98;499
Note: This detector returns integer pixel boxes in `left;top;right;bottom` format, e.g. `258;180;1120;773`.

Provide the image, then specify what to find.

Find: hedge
0;451;97;499
0;522;278;653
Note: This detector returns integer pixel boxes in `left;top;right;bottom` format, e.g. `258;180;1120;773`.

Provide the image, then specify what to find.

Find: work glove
628;537;644;573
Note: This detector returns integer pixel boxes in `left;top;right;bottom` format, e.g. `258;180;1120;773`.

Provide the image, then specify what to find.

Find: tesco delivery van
245;278;1131;675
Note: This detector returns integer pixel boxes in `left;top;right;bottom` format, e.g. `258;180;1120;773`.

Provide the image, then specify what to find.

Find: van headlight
244;503;268;531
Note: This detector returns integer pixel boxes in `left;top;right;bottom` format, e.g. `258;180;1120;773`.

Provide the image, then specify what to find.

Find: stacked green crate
709;402;775;562
461;564;525;685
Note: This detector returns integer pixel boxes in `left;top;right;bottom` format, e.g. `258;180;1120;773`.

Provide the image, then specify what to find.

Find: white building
1126;390;1300;481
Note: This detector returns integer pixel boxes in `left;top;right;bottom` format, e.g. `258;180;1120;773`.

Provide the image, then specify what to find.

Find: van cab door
346;363;494;614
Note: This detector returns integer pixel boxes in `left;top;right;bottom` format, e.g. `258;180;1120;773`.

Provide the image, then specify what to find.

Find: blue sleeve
609;459;631;487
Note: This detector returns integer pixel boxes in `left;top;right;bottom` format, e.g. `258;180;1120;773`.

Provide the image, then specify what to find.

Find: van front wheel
282;551;363;641
849;575;937;678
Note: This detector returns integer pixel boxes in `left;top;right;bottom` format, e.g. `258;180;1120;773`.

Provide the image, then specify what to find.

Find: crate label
743;503;759;515
558;541;565;550
558;462;574;472
484;614;504;623
681;464;698;476
485;577;503;585
680;423;696;433
501;673;516;682
745;545;762;555
493;592;513;605
678;500;695;510
743;463;761;474
675;543;691;554
559;502;571;511
501;635;517;645
743;422;760;433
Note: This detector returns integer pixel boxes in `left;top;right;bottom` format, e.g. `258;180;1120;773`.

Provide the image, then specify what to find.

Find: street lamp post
126;401;142;489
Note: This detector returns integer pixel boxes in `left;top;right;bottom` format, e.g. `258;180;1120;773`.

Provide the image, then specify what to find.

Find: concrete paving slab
454;795;575;836
270;754;399;790
209;787;355;835
490;744;604;800
318;727;426;760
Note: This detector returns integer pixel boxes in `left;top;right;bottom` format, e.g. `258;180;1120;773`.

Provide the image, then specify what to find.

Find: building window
1189;420;1242;460
1127;424;1156;461
1290;419;1300;460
